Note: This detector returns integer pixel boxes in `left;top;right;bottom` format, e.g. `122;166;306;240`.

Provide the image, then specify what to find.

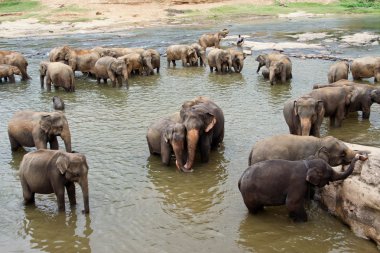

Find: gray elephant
179;97;224;172
328;61;350;83
190;43;207;67
207;48;232;73
166;44;198;67
19;149;90;213
198;29;229;50
142;49;160;75
8;111;72;152
102;47;145;58
0;50;30;80
53;96;65;111
118;53;143;76
351;56;380;82
283;95;324;137
146;112;187;170
0;64;21;83
255;52;288;73
261;57;293;85
248;134;360;167
227;48;246;73
239;154;365;222
40;61;75;92
313;80;380;119
93;56;129;87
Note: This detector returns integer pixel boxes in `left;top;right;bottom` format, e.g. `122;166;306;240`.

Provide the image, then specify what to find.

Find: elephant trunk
300;117;312;136
40;75;45;88
269;69;275;85
173;140;186;171
79;175;90;214
60;121;72;153
200;53;207;67
237;61;244;73
330;155;362;181
184;129;199;171
256;63;263;73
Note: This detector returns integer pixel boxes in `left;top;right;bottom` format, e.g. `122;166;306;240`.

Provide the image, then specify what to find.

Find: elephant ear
293;100;298;116
56;154;69;175
163;128;173;143
205;113;217;132
306;167;324;186
40;115;52;133
315;146;329;162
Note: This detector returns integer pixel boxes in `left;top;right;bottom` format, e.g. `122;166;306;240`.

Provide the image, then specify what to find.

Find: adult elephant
248;134;360;166
118;53;144;76
0;50;30;80
8;111;72;152
39;61;75;92
255;52;288;73
239;154;365;222
207;48;232;73
179;97;224;172
227;48;246;73
146;112;186;170
190;43;207;67
328;61;349;83
313;80;380;119
0;64;21;83
142;49;160;75
351;56;380;82
93;56;129;87
283;95;324;137
198;29;229;50
166;44;198;67
262;57;292;85
19;149;90;214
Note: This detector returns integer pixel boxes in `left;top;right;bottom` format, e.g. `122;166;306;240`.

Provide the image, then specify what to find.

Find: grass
0;0;40;13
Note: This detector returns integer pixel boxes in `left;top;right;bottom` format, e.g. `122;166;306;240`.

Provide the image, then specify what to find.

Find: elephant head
293;95;324;136
56;151;90;213
40;112;72;152
218;28;229;39
141;51;154;75
370;88;380;104
59;46;77;71
317;136;358;166
110;58;128;86
232;51;246;73
39;61;49;87
255;54;268;73
269;61;284;85
187;47;198;64
220;50;232;73
163;123;187;171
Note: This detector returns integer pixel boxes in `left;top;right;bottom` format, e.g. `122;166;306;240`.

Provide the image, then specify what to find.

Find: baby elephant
146;113;187;172
52;96;65;110
0;64;21;83
19;149;90;213
238;154;366;222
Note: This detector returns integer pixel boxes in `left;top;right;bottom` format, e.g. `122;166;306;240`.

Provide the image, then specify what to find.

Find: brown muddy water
0;16;379;252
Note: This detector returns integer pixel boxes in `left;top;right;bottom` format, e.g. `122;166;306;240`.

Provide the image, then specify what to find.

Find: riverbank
0;0;379;38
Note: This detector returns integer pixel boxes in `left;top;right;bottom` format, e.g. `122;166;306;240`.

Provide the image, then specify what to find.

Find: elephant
328;61;350;83
166;44;198;67
313;80;380;119
307;85;354;127
239;154;366;222
8;111;72;152
283;95;324;137
207;48;232;73
93;56;129;87
351;56;380;82
53;96;65;111
198;28;229;50
146;112;187;170
0;50;30;80
106;47;145;58
255;52;288;74
141;49;160;75
118;53;144;76
261;57;293;85
0;64;21;83
227;48;246;73
190;43;207;67
19;149;90;214
39;61;75;92
179;97;224;172
248;134;360;167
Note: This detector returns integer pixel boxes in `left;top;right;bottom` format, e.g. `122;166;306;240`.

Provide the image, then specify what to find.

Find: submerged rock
341;32;380;46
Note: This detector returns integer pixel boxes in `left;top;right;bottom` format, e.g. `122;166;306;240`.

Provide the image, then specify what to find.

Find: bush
339;0;380;8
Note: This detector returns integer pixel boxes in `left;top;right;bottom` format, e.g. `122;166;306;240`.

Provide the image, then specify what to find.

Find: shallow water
0;15;380;252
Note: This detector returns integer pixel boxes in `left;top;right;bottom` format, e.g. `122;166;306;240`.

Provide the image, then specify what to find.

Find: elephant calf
239;154;366;222
0;64;21;83
19;149;90;213
40;61;75;92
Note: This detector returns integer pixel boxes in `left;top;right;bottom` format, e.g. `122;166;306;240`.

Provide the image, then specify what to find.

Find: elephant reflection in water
22;209;92;252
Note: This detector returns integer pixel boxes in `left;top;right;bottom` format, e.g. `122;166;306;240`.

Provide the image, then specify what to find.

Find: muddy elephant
8;111;72;152
19;149;90;213
283;95;324;137
166;44;198;67
94;56;129;87
146;112;187;170
248;134;360;167
261;57;292;85
351;56;380;82
313;80;380;119
328;61;349;83
198;29;229;50
190;43;207;67
308;86;353;127
118;53;143;76
239;154;365;222
227;48;246;73
39;61;75;92
207;48;232;73
53;96;65;111
0;64;21;83
179;97;224;172
0;50;30;80
255;52;288;73
142;49;160;75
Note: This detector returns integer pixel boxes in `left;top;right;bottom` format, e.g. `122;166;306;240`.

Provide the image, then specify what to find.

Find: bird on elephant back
0;50;30;81
198;28;229;50
0;64;21;83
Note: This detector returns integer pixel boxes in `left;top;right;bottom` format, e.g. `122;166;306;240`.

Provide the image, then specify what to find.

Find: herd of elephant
2;28;379;223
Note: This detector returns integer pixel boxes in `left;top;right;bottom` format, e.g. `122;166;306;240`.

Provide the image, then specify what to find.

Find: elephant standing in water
255;52;288;73
198;29;229;50
351;56;380;82
0;50;30;80
142;49;160;75
262;56;292;85
179;97;224;172
93;56;129;87
8;111;72;152
227;48;246;73
166;44;198;67
190;43;207;67
0;64;21;83
239;154;366;222
207;48;232;73
39;61;75;92
19;149;90;213
328;61;349;83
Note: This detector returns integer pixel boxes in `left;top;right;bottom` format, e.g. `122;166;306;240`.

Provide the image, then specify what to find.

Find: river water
0;15;379;252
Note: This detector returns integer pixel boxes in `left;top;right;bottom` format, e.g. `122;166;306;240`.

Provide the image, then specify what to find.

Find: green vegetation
0;0;40;13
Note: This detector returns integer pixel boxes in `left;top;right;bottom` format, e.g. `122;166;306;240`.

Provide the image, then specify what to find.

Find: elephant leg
172;60;176;67
96;77;101;84
49;136;59;150
199;135;212;163
103;78;107;84
66;182;76;206
117;76;123;87
46;76;52;91
55;189;66;211
209;66;213;72
21;179;35;204
161;142;172;166
9;74;15;83
9;134;21;151
216;63;222;73
286;196;307;222
156;67;160;73
167;59;170;68
181;57;186;67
